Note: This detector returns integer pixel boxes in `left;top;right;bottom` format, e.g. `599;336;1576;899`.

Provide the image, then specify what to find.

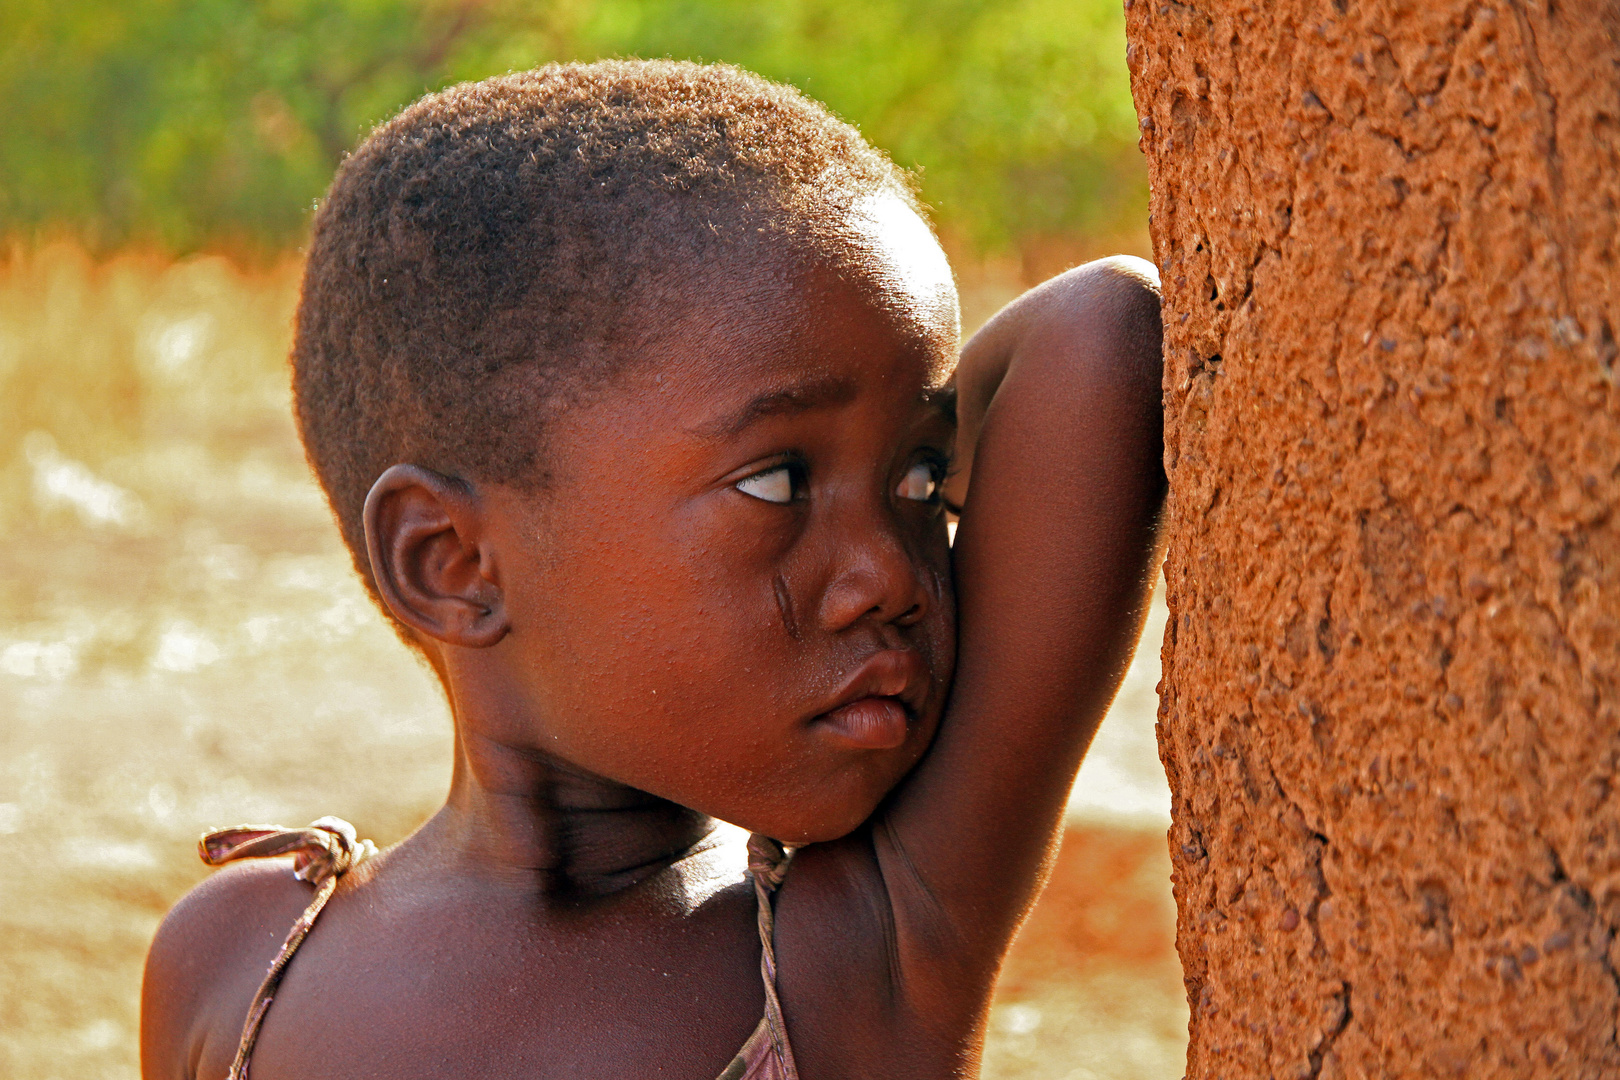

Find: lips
818;697;910;749
811;649;929;750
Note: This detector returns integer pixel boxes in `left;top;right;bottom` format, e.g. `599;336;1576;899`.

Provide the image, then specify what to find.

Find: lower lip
814;696;910;749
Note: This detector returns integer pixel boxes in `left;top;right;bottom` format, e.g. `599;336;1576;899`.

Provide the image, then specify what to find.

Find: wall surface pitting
1126;0;1620;1075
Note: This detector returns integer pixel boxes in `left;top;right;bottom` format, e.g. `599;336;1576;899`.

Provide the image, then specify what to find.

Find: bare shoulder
141;859;313;1080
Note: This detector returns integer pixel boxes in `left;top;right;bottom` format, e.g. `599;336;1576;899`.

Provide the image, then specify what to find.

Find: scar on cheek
773;573;800;640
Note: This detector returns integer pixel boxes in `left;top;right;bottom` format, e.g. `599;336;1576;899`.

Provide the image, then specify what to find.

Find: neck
418;726;721;900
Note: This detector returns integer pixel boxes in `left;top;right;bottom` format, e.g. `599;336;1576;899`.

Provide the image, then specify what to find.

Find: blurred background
0;2;1180;1077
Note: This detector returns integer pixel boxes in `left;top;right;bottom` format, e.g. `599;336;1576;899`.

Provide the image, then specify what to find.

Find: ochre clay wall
1124;1;1620;1075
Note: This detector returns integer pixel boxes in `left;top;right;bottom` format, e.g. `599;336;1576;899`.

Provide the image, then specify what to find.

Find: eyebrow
694;375;861;439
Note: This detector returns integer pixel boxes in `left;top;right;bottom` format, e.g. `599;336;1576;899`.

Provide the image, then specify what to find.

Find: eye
895;460;941;503
735;463;803;505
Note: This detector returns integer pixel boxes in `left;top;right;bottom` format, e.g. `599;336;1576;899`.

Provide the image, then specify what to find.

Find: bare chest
196;883;766;1080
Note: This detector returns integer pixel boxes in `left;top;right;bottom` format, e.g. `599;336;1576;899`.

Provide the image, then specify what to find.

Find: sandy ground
0;246;1185;1079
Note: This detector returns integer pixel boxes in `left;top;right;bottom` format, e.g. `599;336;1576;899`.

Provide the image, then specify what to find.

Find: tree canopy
0;0;1142;253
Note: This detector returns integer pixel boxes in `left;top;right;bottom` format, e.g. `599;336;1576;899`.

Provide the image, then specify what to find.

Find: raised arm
886;255;1164;971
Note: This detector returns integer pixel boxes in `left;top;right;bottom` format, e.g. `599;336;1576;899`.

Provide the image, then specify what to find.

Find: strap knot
745;833;792;891
199;816;375;888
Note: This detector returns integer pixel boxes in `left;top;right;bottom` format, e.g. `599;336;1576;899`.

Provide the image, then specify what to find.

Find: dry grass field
0;244;1184;1080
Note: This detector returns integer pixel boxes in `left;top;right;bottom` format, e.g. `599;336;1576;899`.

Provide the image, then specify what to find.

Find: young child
140;60;1164;1080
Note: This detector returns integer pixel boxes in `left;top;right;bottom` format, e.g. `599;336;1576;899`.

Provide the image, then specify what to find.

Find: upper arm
141;861;309;1080
872;257;1166;983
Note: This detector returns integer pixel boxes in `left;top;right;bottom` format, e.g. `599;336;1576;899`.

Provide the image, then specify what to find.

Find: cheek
507;503;796;755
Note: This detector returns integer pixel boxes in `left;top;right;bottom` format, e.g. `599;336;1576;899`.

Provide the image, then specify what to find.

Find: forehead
831;193;961;381
645;194;961;397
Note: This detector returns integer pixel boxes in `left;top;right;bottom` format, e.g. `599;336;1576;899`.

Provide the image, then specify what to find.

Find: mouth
810;649;930;750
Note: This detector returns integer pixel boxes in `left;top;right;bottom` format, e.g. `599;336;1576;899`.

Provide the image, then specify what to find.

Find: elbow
1013;256;1164;397
1070;256;1164;390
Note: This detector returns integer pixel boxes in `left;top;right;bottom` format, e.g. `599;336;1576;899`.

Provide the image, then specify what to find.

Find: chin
713;747;923;846
754;792;888;847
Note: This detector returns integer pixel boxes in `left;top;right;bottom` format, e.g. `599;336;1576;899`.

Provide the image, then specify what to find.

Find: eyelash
734;457;810;505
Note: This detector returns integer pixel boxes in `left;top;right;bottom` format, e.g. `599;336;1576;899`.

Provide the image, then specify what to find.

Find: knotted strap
742;834;800;1079
198;817;375;1080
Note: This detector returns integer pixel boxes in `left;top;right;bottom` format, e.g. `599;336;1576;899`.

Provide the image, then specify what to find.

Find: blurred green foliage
0;0;1143;253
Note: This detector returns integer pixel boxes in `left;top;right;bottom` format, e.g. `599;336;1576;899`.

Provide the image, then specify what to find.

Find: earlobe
362;464;510;648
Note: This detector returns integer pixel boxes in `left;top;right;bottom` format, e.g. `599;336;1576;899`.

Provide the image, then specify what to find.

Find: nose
815;501;934;633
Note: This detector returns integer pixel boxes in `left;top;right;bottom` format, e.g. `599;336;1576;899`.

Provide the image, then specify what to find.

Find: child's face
473;196;959;844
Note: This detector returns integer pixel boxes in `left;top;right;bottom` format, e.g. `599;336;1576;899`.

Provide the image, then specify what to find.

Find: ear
362;464;509;648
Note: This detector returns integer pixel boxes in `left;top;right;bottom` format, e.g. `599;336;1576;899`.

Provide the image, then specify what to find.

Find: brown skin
140;196;1164;1079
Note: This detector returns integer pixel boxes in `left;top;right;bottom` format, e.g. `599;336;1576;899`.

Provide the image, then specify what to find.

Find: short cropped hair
292;59;919;604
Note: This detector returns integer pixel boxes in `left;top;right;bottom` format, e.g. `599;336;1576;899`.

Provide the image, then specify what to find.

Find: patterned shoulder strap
742;833;801;1079
199;816;375;1080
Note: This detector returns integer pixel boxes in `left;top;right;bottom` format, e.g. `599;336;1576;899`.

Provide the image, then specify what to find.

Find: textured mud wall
1124;1;1620;1075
